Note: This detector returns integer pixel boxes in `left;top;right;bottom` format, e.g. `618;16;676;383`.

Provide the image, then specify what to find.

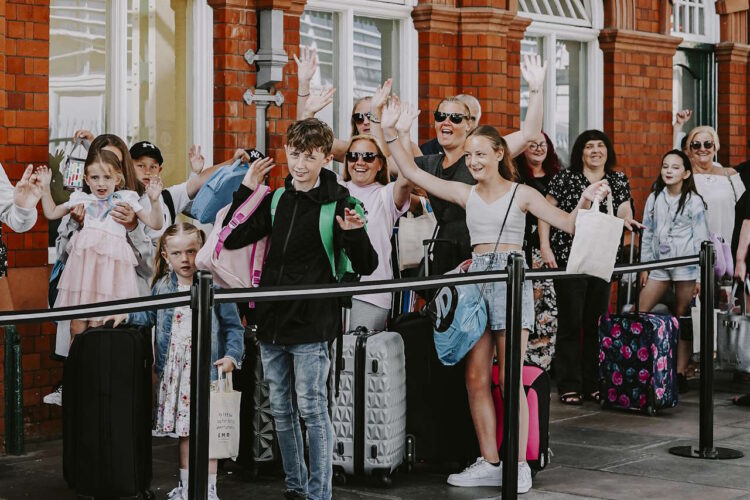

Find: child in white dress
38;149;163;336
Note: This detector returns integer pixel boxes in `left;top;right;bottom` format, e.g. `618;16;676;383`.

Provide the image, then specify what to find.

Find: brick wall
0;0;57;450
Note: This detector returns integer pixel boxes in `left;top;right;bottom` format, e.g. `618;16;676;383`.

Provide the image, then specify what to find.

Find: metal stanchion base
669;446;744;459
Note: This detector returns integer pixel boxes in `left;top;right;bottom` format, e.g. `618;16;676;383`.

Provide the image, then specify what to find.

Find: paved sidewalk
1;373;749;499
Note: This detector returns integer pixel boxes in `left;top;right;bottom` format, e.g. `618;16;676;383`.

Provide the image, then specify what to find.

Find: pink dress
54;190;142;309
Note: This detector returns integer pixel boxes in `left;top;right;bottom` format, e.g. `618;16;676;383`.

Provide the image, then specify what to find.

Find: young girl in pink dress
38;149;163;336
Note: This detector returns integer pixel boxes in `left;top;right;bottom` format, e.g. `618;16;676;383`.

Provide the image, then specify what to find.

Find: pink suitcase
492;363;551;475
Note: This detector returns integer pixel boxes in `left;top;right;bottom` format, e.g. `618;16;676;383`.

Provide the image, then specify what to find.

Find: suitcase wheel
376;469;393;487
333;467;347;486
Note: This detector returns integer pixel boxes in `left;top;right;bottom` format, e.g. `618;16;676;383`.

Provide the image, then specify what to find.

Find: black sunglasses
690;140;714;150
346;151;380;163
434;111;468;124
351;112;372;124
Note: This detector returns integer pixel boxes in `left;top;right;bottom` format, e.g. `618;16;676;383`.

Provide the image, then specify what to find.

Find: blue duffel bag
190;159;248;223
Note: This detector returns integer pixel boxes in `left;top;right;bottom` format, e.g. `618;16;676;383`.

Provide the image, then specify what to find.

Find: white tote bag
397;197;437;271
566;195;624;281
691;296;719;353
209;368;242;460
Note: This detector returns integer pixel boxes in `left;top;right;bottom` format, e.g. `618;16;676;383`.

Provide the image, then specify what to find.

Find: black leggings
552;276;611;395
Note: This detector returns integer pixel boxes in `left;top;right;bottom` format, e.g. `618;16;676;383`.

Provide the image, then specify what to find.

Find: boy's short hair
286;118;334;156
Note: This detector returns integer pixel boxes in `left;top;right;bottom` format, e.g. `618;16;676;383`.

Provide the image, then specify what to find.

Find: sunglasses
351;112;372;124
690;140;714;150
346;151;380;163
434;111;468;124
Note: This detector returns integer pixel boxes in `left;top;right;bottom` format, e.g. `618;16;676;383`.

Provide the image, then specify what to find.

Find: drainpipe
243;9;288;155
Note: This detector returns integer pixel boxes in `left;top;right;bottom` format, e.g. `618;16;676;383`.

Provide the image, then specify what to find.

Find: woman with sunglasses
381;98;609;494
414;54;546;276
295;47;421;163
685;126;745;249
516;132;561;371
339;133;412;330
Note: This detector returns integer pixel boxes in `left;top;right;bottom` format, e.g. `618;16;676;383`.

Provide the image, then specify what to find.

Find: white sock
180;468;189;486
209;473;217;486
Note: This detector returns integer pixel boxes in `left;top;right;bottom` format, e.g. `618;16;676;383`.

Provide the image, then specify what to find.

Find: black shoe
284;491;306;500
677;373;689;394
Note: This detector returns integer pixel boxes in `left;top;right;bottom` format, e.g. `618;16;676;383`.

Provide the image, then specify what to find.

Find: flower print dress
153;284;193;438
54;190;142;308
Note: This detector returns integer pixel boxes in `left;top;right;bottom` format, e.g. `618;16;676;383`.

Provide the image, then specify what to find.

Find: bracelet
529;89;540;94
385;136;398;144
297;91;310;97
370;116;381;124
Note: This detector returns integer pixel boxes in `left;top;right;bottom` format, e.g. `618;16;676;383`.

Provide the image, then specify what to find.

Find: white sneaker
166;482;185;500
43;383;62;406
208;483;220;500
518;462;533;494
447;457;502;487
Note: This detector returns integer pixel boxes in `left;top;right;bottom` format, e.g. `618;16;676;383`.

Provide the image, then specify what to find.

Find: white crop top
466;184;526;246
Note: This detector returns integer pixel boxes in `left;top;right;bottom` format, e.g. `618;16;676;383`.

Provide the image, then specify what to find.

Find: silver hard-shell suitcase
330;328;409;486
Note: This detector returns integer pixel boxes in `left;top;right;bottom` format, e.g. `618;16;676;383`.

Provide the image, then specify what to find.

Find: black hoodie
223;168;378;345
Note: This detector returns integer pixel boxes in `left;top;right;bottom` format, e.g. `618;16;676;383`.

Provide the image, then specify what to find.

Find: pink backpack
196;185;271;306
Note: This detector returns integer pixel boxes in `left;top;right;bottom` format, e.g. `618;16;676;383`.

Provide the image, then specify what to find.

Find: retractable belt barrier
3;252;739;500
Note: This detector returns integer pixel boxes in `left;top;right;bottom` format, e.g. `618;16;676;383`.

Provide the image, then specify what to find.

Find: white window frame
671;0;720;45
519;0;603;144
106;0;214;165
303;0;420;144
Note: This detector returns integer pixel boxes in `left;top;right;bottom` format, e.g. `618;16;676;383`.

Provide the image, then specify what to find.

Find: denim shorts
649;264;699;282
468;251;535;333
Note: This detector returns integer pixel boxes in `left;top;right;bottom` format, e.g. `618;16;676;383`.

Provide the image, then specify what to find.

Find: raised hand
14;165;44;208
395;101;421;134
336;207;365;231
370;79;392;115
241;157;275;191
520;53;547;92
674;109;693;127
189;144;205;173
35;165;53;189
73;129;95;143
380;97;402;131
294;46;318;87
146;175;163;201
303;87;336;118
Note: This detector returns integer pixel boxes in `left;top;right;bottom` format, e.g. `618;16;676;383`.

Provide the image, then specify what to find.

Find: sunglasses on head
346;151;380;163
434;111;468;124
690;140;714;150
351;112;372;124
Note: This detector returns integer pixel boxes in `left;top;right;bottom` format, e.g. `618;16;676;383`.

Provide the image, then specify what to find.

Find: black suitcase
63;326;154;500
390;312;479;466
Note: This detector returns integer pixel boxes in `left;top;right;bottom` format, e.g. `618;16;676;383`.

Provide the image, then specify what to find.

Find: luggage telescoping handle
619;227;642;313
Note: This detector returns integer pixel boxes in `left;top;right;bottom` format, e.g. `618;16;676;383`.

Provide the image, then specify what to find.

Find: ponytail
151;222;206;288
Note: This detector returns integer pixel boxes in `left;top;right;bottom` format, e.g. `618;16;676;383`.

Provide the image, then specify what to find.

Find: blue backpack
191;159;248;223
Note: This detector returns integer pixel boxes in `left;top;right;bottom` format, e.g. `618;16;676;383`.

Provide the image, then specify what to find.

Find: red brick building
0;0;748;445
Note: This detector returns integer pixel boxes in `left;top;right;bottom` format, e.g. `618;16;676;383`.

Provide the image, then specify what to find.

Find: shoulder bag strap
726;169;738;203
215;185;272;256
479;183;520;292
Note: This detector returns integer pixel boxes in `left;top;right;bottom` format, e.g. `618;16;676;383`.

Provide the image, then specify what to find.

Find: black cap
130;141;163;165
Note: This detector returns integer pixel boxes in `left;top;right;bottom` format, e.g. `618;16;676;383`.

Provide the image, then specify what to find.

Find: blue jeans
259;341;333;500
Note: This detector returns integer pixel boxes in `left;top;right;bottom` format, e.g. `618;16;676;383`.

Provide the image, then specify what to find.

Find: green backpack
269;187;366;281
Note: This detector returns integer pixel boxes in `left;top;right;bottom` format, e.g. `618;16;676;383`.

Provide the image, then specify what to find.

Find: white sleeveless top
466;184;525;246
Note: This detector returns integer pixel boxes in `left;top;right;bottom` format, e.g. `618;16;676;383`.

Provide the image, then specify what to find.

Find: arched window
518;0;602;165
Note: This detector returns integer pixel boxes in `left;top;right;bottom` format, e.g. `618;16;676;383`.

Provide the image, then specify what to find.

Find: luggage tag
63;138;87;191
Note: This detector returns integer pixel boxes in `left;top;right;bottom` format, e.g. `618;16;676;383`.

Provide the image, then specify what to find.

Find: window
518;1;602;166
300;0;418;144
671;0;718;43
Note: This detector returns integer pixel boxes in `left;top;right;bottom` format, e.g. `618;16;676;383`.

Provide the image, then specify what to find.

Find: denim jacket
128;271;244;380
642;191;709;263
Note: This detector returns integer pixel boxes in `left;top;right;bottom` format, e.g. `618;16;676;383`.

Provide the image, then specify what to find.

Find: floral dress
153;284;193;438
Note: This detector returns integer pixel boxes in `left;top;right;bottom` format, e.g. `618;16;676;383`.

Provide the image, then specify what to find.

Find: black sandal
732;394;750;407
586;391;600;403
560;392;583;405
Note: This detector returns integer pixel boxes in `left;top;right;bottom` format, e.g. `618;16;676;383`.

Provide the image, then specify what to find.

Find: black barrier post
3;325;24;455
669;242;743;460
189;271;214;499
502;254;525;499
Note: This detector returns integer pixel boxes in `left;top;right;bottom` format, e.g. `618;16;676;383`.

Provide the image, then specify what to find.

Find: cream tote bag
398;197;437;271
566;195;624;281
209;368;242;460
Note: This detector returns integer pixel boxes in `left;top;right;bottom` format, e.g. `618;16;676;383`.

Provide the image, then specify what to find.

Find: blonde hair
342;135;388;185
152;223;206;288
350;96;372;136
686;126;720;152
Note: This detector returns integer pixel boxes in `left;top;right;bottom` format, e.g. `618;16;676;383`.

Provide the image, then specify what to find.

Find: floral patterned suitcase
598;312;679;415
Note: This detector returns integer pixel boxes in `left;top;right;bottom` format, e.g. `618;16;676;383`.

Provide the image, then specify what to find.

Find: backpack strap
270;187;285;223
161;189;176;224
215;185;271;257
320;196;366;280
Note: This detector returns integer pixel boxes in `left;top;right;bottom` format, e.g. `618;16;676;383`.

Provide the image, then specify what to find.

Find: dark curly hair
516;132;561;182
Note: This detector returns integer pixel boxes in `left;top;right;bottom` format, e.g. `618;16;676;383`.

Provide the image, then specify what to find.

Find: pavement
1;372;750;500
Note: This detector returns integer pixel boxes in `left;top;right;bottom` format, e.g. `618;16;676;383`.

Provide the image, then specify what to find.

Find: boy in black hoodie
223;118;377;500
